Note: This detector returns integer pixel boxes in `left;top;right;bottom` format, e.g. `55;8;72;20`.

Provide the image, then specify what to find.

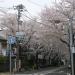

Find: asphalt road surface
12;72;70;75
13;71;71;75
46;72;70;75
10;66;71;75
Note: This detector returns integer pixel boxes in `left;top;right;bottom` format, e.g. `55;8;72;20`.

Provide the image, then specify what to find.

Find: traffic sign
7;35;16;44
16;32;25;42
16;32;24;36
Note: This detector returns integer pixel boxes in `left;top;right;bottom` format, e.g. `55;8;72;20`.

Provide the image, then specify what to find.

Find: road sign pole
73;53;75;75
7;35;16;74
71;47;75;75
9;43;12;74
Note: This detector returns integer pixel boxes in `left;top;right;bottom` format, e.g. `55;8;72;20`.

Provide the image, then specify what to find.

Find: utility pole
69;0;75;75
15;4;24;72
69;17;74;75
16;4;24;32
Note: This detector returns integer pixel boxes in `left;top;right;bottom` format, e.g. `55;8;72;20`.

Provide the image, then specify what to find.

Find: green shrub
0;55;7;63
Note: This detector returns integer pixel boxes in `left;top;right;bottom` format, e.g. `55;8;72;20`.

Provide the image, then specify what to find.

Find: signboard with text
16;32;25;43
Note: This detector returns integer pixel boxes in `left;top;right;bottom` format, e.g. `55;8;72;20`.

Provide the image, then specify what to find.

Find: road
13;66;71;75
13;71;71;75
12;72;71;75
0;66;71;75
46;73;68;75
46;71;71;75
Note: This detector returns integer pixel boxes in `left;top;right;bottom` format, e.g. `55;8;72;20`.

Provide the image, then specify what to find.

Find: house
0;36;7;56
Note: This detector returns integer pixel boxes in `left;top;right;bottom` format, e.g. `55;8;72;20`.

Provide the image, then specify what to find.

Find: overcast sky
0;0;56;16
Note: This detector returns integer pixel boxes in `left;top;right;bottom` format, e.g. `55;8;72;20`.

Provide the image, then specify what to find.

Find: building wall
0;42;2;55
1;42;7;56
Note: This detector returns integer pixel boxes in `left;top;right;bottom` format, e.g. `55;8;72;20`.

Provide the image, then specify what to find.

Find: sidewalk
0;72;10;75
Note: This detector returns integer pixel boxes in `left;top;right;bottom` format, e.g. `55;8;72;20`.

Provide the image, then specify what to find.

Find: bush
0;55;7;63
0;55;9;72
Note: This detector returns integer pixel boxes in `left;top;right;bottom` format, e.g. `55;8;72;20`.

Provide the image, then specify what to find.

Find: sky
0;0;56;16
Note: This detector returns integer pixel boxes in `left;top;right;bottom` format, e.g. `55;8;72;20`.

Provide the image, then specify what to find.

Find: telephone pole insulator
15;4;24;32
16;4;24;11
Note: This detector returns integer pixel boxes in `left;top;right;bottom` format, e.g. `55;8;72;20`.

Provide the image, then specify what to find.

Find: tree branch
59;38;69;47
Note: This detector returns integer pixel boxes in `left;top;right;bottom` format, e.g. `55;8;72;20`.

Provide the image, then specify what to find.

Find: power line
22;13;48;26
0;6;13;10
23;9;65;23
27;0;43;7
0;6;14;14
23;9;34;19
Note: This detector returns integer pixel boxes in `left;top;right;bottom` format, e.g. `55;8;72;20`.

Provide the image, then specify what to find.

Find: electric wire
22;13;48;26
27;0;43;7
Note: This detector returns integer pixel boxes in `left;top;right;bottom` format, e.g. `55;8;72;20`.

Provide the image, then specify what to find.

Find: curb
0;73;10;75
